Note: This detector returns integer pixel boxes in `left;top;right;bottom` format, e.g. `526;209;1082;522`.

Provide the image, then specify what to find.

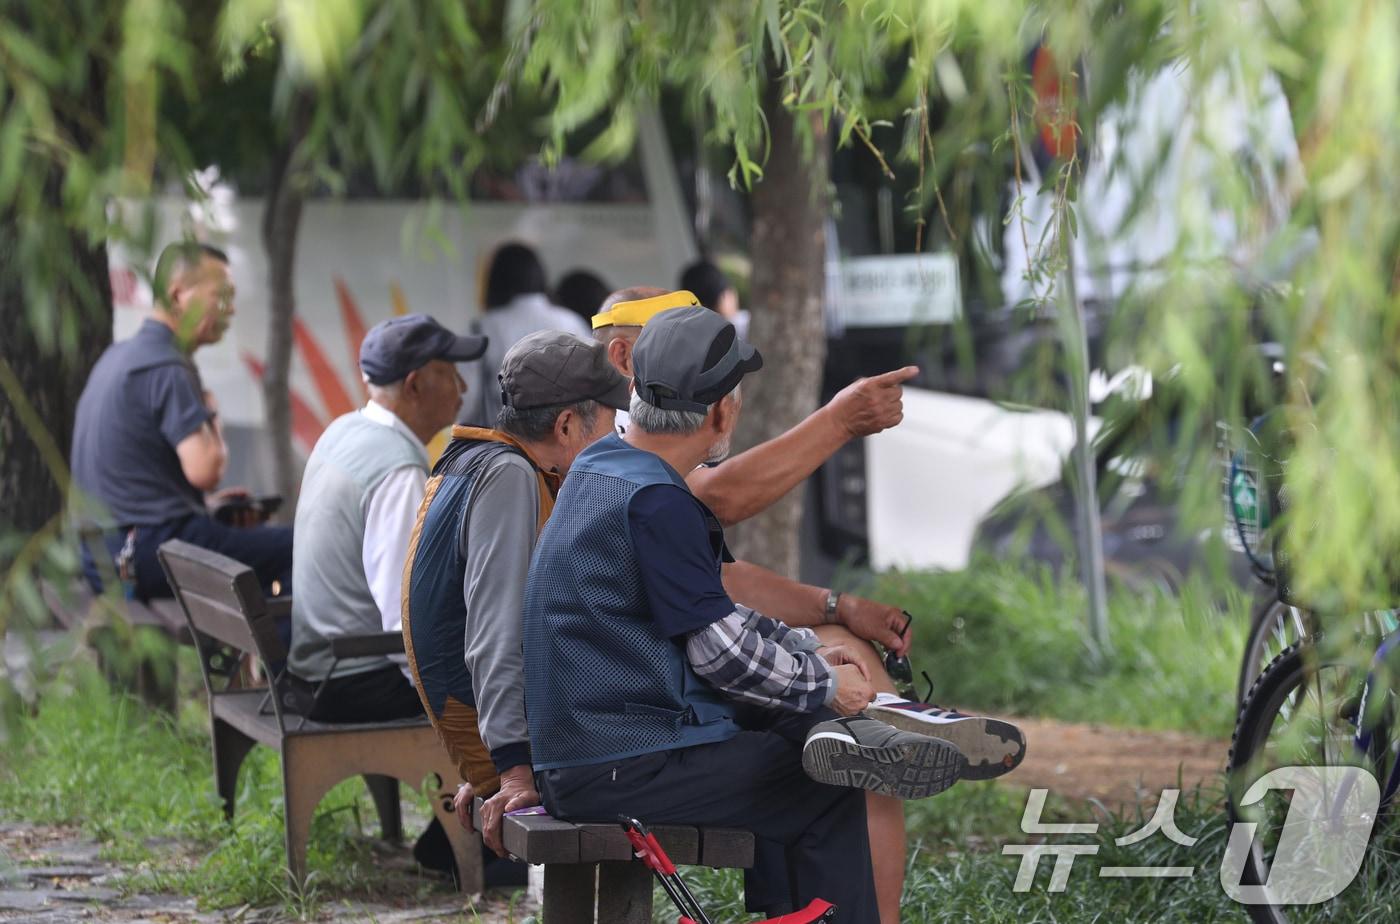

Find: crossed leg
813;623;906;924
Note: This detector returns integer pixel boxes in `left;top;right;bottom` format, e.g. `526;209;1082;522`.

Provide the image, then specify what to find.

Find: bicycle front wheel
1228;642;1398;924
1236;597;1314;705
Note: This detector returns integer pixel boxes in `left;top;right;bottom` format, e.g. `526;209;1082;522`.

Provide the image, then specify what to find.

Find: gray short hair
365;377;402;401
497;399;599;442
628;384;740;436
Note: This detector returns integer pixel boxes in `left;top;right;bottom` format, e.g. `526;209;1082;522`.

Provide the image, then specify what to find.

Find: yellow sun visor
592;290;701;330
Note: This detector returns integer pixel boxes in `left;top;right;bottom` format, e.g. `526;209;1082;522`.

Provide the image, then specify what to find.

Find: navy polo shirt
70;320;212;526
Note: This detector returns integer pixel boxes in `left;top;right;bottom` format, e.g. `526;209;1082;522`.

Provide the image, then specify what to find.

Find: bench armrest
265;596;293;621
329;631;406;659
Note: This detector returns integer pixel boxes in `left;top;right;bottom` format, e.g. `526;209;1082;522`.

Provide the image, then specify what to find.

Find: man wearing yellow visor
591;286;925;922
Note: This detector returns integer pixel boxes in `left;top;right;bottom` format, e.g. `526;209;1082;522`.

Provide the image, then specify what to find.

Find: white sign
832;253;961;328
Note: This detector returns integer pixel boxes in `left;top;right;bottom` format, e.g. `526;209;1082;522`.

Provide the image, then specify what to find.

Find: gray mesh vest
523;435;738;770
289;411;427;680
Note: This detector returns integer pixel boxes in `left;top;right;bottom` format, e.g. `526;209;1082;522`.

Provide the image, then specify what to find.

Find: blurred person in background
680;258;749;339
459;242;589;426
71;241;292;601
552;268;611;328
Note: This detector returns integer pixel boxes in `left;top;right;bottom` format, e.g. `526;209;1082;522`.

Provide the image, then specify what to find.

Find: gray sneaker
866;698;1026;781
802;715;967;799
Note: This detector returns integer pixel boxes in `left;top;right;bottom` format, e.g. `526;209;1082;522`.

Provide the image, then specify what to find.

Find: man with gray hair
402;329;628;874
289;313;482;722
523;307;967;921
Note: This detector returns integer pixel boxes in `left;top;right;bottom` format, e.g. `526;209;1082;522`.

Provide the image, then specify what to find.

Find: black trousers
536;708;877;922
307;665;425;723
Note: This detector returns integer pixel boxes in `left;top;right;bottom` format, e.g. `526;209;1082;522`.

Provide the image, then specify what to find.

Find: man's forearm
721;559;827;628
686;405;848;526
685;610;833;712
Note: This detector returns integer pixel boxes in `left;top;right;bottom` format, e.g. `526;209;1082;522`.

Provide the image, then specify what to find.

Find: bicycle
1226;448;1400;922
1227;609;1400;923
1220;412;1316;703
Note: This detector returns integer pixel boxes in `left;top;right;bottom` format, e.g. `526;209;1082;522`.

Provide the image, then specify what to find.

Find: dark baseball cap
499;329;630;411
632;307;763;413
359;313;488;385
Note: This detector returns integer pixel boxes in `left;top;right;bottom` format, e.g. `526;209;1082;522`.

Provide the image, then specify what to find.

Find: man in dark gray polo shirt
72;241;291;600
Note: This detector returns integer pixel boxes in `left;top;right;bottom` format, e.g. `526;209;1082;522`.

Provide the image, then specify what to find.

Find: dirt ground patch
0;823;531;923
997;715;1228;807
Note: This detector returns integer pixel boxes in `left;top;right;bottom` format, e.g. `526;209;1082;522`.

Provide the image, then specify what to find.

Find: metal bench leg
362;774;403;844
596;860;652;923
211;718;256;820
543;863;597;924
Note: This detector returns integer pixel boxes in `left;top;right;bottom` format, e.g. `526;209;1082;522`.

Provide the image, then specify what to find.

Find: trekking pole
618;815;715;924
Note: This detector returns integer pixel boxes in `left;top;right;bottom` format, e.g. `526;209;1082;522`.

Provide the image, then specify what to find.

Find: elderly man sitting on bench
521;307;969;922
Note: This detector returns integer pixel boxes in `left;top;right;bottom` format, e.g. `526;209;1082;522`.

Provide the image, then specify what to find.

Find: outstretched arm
687;366;917;526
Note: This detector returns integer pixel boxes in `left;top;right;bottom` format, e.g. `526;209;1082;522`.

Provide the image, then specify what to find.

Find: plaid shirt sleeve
684;605;834;713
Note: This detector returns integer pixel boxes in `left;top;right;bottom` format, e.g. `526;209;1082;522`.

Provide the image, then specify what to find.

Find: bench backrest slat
157;539;286;664
173;588;258;653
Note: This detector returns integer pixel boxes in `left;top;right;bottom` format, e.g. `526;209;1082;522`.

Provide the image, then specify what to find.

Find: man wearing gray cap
522;307;966;921
401;329;627;877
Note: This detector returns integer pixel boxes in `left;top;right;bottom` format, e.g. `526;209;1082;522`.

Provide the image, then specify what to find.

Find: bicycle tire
1227;641;1390;924
1236;596;1314;705
1228;642;1316;924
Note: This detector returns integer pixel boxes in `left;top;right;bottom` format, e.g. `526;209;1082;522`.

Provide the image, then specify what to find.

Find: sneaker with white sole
802;714;967;800
866;693;1026;781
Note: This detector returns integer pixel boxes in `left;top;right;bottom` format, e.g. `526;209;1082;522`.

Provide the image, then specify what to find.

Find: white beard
705;435;732;464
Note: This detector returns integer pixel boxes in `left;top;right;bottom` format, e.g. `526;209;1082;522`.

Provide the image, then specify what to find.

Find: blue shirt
627;480;736;639
70;320;212;526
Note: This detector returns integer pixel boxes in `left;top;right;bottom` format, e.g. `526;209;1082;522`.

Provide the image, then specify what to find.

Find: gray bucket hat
499;329;630;411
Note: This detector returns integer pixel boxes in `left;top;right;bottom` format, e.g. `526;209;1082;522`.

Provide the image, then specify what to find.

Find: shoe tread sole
802;735;966;799
867;708;1027;781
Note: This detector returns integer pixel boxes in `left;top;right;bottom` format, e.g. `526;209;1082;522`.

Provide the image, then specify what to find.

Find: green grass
863;556;1248;738
0;665;456;914
0;559;1262;920
666;788;1248;923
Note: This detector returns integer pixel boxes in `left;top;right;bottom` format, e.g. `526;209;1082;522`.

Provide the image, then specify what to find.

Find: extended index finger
870;365;919;387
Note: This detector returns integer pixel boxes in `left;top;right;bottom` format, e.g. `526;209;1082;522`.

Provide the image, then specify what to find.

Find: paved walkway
0;823;531;923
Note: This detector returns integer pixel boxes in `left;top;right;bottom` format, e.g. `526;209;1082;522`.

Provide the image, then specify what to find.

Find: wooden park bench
42;578;190;642
41;578;192;709
476;801;754;923
156;539;483;892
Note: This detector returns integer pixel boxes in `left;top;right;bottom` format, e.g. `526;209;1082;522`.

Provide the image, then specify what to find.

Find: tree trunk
726;84;831;576
261;93;313;514
0;37;112;560
0;225;112;544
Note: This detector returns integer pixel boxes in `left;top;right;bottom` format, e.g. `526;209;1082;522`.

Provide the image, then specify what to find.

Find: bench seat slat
700;826;756;868
485;800;752;869
503;812;581;864
212;689;434;745
578;823;699;864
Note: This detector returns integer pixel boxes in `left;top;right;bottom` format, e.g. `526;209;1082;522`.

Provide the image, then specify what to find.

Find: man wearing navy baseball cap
290;313;485;712
286;312;485;872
